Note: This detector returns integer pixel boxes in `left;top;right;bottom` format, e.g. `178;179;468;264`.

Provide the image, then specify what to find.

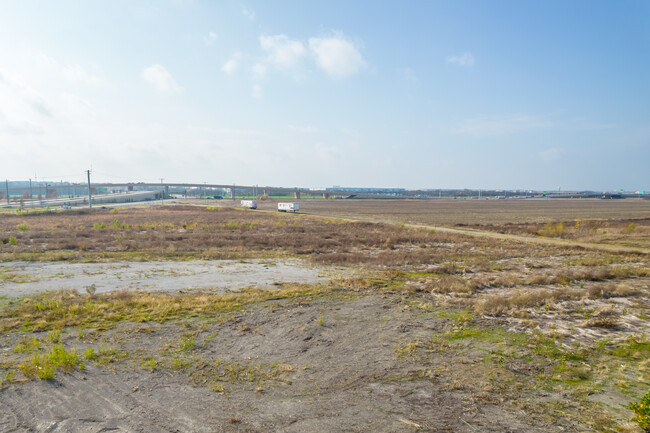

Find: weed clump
627;390;650;431
539;221;567;238
19;344;83;380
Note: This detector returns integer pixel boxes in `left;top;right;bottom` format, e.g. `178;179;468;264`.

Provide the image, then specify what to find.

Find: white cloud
252;84;263;99
451;114;554;136
288;125;321;133
308;33;366;78
315;143;341;161
204;31;218;46
446;52;475;67
61;64;104;85
260;35;306;71
221;55;240;75
251;63;267;80
242;7;255;21
0;69;53;124
539;148;563;162
35;52;105;86
400;67;418;83
141;64;184;94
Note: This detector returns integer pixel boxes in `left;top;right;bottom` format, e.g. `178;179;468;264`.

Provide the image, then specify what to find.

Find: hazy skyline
1;1;648;190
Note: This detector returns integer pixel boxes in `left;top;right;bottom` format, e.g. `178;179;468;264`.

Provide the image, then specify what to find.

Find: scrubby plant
539;221;567;238
109;218;131;229
628;390;650;431
16;222;28;231
8;236;17;245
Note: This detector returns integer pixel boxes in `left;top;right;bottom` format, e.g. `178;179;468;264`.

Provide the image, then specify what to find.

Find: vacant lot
295;197;650;224
0;204;648;432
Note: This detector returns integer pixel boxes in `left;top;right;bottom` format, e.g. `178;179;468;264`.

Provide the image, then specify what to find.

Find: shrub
8;236;17;245
109;218;131;229
16;222;28;231
628;390;650;431
539;221;567;238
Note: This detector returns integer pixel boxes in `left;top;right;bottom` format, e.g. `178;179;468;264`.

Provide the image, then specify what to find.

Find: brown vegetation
0;202;649;432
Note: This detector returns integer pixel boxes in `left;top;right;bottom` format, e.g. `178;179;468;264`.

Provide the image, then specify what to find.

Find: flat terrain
0;258;337;297
294;198;650;226
0;204;648;432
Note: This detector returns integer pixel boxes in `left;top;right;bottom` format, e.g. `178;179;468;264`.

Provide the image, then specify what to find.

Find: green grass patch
0;283;340;332
19;344;83;380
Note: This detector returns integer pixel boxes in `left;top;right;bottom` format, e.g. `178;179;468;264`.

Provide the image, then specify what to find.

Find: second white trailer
277;202;299;212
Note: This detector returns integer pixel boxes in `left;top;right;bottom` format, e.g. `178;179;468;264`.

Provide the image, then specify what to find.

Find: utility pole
160;178;164;205
29;178;33;201
86;169;92;209
5;179;9;204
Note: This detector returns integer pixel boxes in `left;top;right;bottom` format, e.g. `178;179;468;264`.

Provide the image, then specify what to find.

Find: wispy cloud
203;31;218;46
315;143;341;161
260;35;306;71
242;6;255;21
251;63;267;80
451;114;555;136
252;84;263;99
0;69;50;135
569;117;616;131
446;52;475;67
308;32;366;78
288;125;321;133
36;52;105;86
186;126;262;136
400;67;418;83
221;54;241;75
61;64;104;85
142;64;184;94
539;148;563;162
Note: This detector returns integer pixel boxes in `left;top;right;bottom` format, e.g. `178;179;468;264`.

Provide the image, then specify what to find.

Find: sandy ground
0;259;341;297
0;294;557;433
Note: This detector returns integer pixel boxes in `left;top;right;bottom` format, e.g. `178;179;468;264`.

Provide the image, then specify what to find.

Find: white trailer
278;202;299;212
240;200;258;209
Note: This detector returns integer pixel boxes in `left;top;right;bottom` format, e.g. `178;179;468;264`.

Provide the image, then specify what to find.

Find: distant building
326;187;405;194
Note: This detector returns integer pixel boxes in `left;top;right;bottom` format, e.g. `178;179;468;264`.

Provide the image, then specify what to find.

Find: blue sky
0;0;648;190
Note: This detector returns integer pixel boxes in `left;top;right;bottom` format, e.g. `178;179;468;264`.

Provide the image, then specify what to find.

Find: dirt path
298;211;650;255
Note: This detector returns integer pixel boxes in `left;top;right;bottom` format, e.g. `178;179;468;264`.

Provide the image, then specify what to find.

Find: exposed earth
0;258;339;297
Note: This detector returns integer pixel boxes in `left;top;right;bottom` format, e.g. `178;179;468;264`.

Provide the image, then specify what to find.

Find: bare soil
281;197;650;226
0;203;648;432
0;258;339;297
0;292;581;433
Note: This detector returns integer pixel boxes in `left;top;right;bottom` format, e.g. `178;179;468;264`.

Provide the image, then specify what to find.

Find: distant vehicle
62;204;71;209
241;200;257;209
213;196;223;200
278;202;299;212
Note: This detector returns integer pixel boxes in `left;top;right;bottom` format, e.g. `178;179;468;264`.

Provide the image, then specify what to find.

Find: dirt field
0;258;338;297
0;204;648;432
295;198;650;225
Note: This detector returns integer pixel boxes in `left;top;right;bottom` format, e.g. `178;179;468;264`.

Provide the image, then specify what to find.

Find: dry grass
0;282;340;332
0;205;589;269
300;198;650;226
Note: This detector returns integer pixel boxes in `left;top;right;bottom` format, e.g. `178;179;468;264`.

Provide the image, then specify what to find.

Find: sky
0;0;648;191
